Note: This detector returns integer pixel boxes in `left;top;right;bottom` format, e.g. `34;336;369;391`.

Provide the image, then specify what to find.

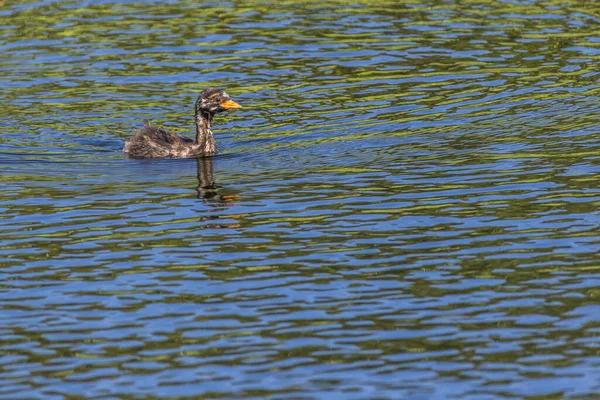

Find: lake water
2;0;600;398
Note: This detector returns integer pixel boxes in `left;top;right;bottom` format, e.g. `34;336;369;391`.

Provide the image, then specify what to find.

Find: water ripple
2;0;600;398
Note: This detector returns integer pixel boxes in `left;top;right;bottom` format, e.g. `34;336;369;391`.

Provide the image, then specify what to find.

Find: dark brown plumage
123;88;241;159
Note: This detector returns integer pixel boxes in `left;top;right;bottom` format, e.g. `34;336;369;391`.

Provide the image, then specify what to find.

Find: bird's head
195;88;241;116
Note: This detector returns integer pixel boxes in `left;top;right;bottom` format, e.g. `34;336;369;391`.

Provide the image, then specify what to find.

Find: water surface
2;0;600;398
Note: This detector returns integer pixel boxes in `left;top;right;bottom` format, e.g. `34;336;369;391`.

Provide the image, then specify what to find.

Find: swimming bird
123;88;241;158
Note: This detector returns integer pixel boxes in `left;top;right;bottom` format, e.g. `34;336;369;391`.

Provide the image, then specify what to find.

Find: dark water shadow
195;157;240;207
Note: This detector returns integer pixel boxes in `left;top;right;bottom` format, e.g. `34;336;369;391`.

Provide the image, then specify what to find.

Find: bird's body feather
123;122;199;159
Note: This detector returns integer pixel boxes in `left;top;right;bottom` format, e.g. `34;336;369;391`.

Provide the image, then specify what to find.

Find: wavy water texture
2;0;600;398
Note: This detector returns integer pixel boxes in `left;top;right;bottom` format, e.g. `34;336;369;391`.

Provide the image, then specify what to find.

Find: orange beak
220;100;241;109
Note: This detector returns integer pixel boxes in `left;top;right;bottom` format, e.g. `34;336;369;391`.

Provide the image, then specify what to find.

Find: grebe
123;88;241;158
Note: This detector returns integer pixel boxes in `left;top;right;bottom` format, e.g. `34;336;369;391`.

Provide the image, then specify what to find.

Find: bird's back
123;121;194;158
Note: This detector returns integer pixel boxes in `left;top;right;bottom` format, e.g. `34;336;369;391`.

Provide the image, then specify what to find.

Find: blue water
2;0;600;398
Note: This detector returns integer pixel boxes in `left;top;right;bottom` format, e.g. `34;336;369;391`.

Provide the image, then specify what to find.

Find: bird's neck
194;110;217;155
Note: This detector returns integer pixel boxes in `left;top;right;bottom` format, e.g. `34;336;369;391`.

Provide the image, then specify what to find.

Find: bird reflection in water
195;157;241;209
